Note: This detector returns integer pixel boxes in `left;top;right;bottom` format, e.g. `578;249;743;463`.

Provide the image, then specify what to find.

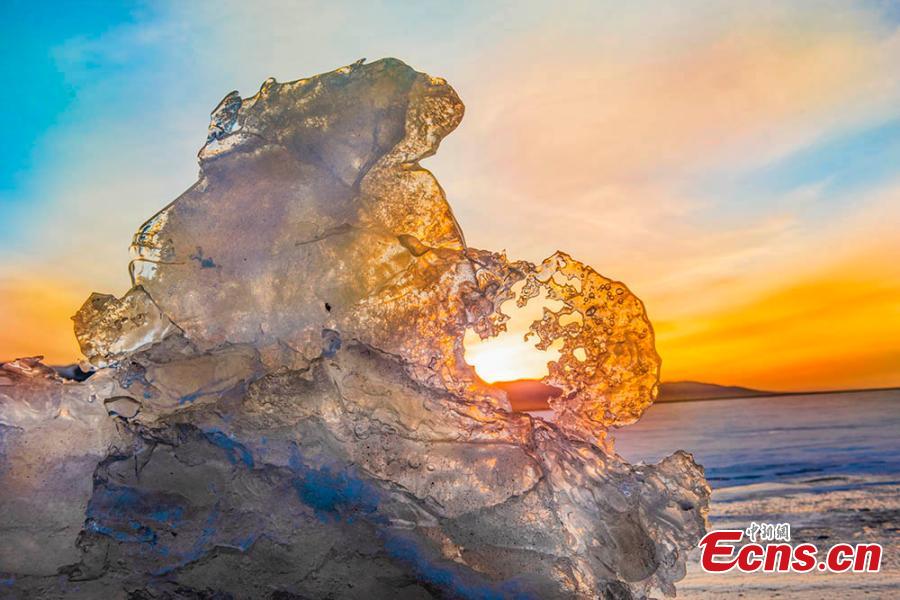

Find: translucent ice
0;59;707;599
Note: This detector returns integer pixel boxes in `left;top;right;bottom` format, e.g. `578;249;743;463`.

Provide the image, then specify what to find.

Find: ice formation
0;59;708;599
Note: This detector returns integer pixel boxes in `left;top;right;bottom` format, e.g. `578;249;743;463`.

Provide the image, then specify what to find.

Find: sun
462;284;563;383
463;332;551;383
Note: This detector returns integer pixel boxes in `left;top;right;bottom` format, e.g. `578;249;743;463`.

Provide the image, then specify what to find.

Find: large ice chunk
1;59;707;599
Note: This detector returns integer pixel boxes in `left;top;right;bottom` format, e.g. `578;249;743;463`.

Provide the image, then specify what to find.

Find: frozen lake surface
607;390;900;598
612;389;900;490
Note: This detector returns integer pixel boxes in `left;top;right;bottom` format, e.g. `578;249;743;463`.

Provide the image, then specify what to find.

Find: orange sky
650;248;900;390
2;1;899;392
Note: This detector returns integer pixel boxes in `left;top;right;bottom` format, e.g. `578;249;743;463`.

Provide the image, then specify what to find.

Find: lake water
611;390;900;489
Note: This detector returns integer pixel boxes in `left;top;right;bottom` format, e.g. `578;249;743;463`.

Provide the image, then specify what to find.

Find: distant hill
495;379;770;411
657;380;769;402
493;379;562;412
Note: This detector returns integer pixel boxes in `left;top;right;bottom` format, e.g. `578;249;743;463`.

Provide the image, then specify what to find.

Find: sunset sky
2;0;898;391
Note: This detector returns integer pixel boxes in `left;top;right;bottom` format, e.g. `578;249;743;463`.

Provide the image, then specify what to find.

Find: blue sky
1;2;137;193
742;118;900;198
